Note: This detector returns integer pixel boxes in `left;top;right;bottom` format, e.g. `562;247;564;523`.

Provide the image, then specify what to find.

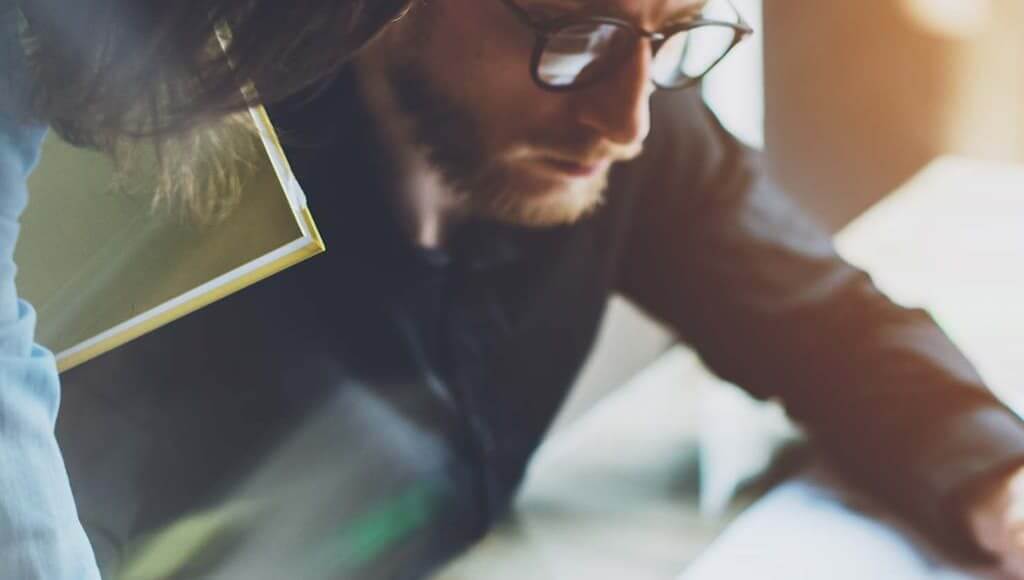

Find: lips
538;156;608;178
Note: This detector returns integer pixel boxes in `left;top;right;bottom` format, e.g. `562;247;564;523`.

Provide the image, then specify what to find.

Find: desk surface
681;467;999;580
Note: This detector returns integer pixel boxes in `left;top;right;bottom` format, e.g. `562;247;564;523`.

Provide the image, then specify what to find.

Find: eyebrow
661;4;704;24
522;0;706;26
653;0;707;23
521;0;588;16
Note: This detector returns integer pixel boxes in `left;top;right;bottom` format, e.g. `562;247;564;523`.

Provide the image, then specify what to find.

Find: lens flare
900;0;992;39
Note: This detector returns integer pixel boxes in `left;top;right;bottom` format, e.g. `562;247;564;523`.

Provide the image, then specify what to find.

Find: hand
968;465;1024;578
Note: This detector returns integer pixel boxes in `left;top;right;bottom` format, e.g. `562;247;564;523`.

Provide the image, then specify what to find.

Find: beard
382;61;624;227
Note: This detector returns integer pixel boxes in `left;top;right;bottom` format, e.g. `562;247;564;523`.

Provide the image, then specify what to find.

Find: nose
573;39;654;148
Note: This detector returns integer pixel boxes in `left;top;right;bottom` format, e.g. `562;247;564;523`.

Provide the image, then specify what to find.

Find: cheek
473;81;567;149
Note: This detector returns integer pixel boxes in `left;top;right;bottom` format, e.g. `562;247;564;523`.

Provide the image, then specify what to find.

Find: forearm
617;93;1024;556
0;109;100;577
0;314;102;579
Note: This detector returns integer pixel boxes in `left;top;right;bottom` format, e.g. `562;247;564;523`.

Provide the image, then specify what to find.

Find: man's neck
354;60;466;250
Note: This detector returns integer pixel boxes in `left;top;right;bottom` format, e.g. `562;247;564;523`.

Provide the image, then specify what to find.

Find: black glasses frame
495;0;754;92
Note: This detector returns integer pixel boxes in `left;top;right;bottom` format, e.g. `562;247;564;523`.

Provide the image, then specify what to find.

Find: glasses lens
537;22;632;88
651;24;738;88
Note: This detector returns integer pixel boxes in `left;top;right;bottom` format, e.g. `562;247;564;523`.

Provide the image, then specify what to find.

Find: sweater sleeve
617;88;1024;559
0;4;101;577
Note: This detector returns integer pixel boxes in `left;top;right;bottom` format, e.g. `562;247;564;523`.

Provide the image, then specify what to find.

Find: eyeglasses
495;0;753;91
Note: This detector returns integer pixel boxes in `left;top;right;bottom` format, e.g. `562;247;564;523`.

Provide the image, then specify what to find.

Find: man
56;0;1024;577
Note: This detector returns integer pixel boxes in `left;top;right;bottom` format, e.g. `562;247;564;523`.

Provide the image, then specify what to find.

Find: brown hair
16;0;411;220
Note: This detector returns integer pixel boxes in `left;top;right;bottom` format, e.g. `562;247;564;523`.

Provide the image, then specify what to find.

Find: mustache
515;135;644;165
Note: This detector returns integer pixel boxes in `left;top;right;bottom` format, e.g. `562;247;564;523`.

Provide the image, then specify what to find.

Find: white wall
703;0;765;149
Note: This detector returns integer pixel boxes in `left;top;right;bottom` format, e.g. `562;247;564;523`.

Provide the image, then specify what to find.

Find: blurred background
763;0;1024;229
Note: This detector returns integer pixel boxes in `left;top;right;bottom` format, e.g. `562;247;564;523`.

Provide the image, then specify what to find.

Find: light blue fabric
0;3;102;578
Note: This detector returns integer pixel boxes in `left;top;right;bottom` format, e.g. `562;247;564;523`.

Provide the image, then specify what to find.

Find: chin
481;179;607;227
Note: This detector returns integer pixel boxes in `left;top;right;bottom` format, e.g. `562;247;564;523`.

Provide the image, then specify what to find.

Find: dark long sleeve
615;88;1024;557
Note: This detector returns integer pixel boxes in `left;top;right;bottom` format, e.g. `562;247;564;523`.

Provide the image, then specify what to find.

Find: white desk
680;466;1000;580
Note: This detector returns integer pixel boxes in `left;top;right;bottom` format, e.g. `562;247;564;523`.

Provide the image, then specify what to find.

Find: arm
0;6;101;577
615;89;1024;557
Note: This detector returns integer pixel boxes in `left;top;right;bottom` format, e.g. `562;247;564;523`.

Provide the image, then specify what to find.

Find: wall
764;0;1024;230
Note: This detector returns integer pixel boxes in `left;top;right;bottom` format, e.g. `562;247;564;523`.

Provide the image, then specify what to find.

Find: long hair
15;0;412;220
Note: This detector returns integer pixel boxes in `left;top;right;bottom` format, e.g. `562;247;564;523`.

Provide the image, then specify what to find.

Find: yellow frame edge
58;240;324;373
